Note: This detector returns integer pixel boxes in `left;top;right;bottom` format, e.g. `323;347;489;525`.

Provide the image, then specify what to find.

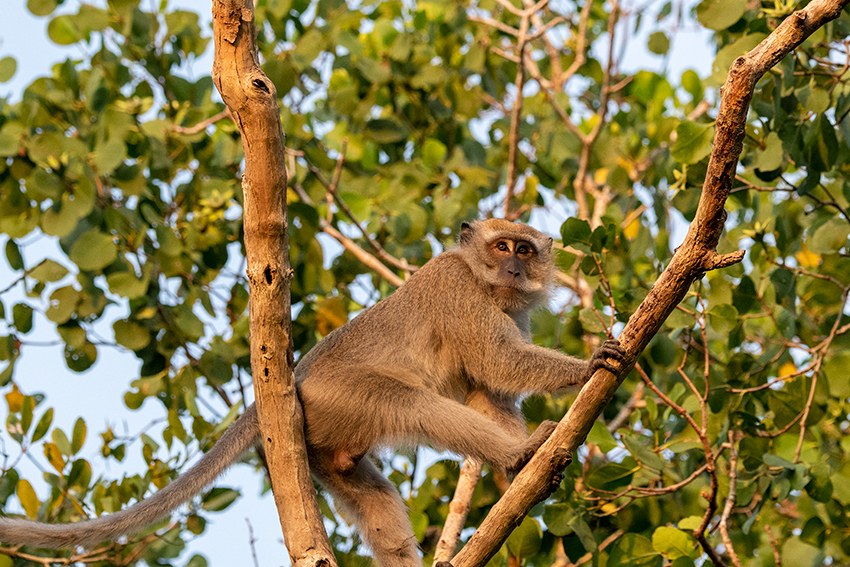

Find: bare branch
719;431;743;567
434;460;483;562
171;109;231;135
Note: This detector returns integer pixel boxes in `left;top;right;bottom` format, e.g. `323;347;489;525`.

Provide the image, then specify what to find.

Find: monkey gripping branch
446;0;850;566
209;0;850;566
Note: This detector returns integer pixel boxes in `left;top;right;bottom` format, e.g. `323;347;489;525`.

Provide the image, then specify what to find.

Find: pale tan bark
211;2;336;567
434;460;483;562
450;1;850;565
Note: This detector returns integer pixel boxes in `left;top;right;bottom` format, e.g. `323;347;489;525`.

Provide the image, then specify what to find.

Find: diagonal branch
448;1;850;565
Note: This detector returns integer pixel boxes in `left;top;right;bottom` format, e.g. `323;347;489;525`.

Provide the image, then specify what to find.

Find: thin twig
172;109;231;135
291;184;405;287
719;431;743;567
765;525;781;567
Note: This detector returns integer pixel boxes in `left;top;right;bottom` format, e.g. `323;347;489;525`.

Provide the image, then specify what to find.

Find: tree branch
211;2;336;567
448;1;849;564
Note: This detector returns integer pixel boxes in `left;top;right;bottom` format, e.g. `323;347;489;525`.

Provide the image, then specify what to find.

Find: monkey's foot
506;420;558;475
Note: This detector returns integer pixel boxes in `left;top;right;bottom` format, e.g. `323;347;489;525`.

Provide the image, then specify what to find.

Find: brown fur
0;220;625;567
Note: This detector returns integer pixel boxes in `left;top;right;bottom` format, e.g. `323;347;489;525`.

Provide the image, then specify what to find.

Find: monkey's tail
0;403;260;549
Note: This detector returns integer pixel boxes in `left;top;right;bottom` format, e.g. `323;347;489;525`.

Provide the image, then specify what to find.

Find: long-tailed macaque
0;219;625;567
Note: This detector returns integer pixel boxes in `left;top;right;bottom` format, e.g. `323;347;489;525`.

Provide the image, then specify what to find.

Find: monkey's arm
0;404;259;549
461;317;624;396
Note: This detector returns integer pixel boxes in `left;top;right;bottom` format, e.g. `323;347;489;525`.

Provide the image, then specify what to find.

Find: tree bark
450;1;850;565
211;2;336;567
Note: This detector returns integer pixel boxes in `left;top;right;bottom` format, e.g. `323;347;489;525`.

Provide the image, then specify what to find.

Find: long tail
0;404;260;549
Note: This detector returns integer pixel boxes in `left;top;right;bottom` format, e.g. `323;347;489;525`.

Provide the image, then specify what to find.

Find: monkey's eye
517;245;530;255
496;242;509;252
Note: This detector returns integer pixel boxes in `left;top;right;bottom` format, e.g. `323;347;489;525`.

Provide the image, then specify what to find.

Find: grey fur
0;220;625;567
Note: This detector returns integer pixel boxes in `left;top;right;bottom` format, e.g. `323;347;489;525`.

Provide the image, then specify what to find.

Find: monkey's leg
301;370;552;474
464;388;526;442
313;452;421;567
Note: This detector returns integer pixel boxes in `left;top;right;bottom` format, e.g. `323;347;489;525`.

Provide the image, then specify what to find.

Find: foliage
0;0;849;565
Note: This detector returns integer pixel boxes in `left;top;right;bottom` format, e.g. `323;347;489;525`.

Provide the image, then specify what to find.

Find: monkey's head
456;219;555;313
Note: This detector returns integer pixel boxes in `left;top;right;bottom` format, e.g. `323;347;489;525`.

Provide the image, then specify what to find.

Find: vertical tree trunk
211;2;336;567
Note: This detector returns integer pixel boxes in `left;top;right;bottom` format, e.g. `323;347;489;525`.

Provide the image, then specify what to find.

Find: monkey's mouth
492;284;523;299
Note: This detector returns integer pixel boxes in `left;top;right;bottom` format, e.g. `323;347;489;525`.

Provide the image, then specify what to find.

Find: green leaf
652;526;697;560
364;119;409;144
671;121;714;164
186;555;208;567
781;537;823;567
712;34;765;84
0;57;16;83
355;57;391;85
647;31;670;55
696;0;746;30
5;240;23;271
609;534;662;567
52;429;72;455
27;0;57;15
804;88;830;114
586;460;636;491
29;259;68;283
678;516;703;531
681;69;704;101
622;433;666;472
12;304;33;334
46;286;79;325
505;516;542;560
808;217;849;254
48;15;83;45
201;487;240;511
422;138;447;167
769;267;796;308
32;408;53;443
113;319;152;351
71;418;86;454
708;303;738;334
69;230;117;272
756;132;784;172
106;268;150;299
732;276;757;314
92;139;127;174
806;464;833;503
561;218;592;250
64;341;97;372
587;419;619;451
578;308;605;333
542;503;577;537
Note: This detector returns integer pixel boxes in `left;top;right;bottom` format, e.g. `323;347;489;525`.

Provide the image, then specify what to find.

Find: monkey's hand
506;420;558;476
584;339;626;381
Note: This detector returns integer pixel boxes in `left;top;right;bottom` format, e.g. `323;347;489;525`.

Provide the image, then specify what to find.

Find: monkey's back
293;251;502;451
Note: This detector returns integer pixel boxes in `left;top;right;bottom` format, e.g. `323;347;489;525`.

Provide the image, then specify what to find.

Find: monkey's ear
459;222;474;245
545;236;553;253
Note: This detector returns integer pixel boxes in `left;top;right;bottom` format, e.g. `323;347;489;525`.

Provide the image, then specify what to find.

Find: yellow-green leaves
672;121;714;165
69;230;118;272
696;0;746;30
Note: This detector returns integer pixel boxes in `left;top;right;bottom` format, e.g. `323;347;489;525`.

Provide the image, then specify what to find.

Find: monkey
0;219;625;567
